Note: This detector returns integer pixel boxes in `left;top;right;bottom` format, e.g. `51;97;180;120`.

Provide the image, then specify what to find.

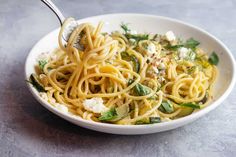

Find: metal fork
41;0;80;47
41;0;65;25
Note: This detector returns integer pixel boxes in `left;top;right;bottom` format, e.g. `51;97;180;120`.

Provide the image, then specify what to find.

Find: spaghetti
30;18;218;125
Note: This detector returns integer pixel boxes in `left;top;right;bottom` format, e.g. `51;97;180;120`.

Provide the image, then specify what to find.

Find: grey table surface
0;0;236;157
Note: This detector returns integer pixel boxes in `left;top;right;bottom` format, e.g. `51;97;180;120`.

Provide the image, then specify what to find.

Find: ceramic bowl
25;14;236;135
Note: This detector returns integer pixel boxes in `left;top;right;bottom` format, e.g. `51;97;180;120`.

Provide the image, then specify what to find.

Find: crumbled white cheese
55;103;68;113
178;47;189;59
165;31;176;42
39;92;48;101
147;43;156;55
83;97;108;113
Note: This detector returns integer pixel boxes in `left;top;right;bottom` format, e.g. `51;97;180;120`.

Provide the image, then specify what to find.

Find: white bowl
25;14;236;135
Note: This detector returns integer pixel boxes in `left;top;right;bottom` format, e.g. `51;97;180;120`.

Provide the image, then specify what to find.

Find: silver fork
41;0;80;47
41;0;65;25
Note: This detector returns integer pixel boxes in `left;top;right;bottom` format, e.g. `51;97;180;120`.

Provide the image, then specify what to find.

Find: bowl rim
25;13;236;131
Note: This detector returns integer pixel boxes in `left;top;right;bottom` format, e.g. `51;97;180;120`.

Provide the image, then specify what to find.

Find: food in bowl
28;17;219;125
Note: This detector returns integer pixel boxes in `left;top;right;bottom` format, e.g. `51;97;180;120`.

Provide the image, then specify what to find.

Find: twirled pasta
31;18;218;125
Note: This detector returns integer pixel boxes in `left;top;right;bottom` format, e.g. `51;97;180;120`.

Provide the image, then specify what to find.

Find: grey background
0;0;236;157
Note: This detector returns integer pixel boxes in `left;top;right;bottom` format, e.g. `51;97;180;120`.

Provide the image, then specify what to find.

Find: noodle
30;18;218;125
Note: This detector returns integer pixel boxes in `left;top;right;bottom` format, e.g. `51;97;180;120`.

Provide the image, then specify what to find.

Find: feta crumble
83;97;108;113
178;47;189;59
165;31;176;42
178;47;196;60
39;92;48;101
147;43;156;55
55;103;68;113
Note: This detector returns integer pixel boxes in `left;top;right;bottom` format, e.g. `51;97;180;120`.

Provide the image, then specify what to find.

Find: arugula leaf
165;38;200;51
121;51;130;60
177;107;194;117
159;100;174;113
121;52;140;72
130;55;140;73
127;79;134;86
149;117;161;123
99;108;117;121
128;79;151;96
120;23;149;42
165;44;184;51
184;38;200;50
135;117;161;125
208;52;219;65
38;60;47;70
28;74;46;92
120;23;130;34
135;120;149;125
151;34;158;41
134;83;150;96
125;33;149;42
179;103;200;109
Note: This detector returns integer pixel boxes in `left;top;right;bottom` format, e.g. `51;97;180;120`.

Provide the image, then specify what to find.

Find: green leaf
176;107;194;117
179;103;200;109
120;23;149;42
127;79;134;86
130;55;140;73
125;33;149;42
99;108;117;121
127;79;151;96
114;104;129;120
160;100;174;113
38;60;47;70
135;120;149;125
165;44;184;51
151;34;158;41
134;83;150;96
121;52;140;72
165;38;199;51
120;23;130;34
121;51;130;61
149;117;161;123
184;38;200;50
135;117;161;125
28;74;46;92
208;52;219;65
158;105;166;113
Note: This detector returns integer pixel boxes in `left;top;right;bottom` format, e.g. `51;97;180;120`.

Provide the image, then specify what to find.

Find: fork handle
41;0;65;25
